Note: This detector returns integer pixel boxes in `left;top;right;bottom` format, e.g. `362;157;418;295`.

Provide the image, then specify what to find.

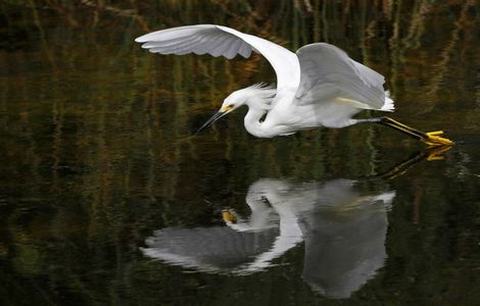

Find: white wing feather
295;43;387;110
135;24;300;91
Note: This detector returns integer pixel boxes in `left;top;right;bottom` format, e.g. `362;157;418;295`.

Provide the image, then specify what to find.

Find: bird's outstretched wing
135;24;300;90
294;43;387;109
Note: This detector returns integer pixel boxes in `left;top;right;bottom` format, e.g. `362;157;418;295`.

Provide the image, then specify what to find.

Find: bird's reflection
143;146;449;299
142;177;394;298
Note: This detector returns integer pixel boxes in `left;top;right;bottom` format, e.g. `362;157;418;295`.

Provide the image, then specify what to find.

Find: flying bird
135;24;453;146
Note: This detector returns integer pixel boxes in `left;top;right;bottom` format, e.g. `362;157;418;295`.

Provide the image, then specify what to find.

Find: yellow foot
426;145;452;160
422;131;455;146
222;209;237;224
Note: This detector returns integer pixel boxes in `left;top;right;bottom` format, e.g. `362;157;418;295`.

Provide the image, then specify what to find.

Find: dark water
1;1;480;305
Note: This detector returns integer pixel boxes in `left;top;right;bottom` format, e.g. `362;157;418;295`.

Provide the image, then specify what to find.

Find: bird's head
195;89;247;133
196;84;276;133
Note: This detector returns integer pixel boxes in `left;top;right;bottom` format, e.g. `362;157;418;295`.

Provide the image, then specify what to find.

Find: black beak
196;111;228;134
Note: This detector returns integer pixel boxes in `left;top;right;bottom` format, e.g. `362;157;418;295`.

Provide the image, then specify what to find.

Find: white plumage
136;24;398;138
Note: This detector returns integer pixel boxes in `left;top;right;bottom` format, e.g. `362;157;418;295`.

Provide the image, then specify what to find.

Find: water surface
1;1;480;305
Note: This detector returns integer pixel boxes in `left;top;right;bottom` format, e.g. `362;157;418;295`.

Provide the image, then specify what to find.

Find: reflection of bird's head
222;209;238;224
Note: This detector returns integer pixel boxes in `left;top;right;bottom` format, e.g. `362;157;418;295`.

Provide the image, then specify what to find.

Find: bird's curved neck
244;106;269;138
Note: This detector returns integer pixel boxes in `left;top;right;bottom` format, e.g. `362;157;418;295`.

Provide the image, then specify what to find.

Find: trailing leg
355;117;454;146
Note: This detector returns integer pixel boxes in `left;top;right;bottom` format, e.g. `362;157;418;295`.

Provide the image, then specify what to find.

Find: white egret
135;24;453;146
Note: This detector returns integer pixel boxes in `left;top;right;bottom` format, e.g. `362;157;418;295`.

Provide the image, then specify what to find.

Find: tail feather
380;91;395;112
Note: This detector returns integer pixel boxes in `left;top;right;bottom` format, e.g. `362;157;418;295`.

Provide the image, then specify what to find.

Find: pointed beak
196;110;229;134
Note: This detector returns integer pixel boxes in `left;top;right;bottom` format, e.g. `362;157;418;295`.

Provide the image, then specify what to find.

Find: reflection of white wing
300;191;394;299
135;25;300;90
241;178;394;299
295;43;390;110
142;226;279;273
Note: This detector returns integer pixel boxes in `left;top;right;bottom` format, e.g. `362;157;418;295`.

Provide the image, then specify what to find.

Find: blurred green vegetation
0;0;479;305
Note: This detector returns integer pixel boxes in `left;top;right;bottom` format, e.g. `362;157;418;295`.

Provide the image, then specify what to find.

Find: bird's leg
358;117;454;146
363;145;453;181
379;117;454;146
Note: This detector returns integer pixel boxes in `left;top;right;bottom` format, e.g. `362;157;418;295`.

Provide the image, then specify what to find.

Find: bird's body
135;24;452;145
238;88;361;138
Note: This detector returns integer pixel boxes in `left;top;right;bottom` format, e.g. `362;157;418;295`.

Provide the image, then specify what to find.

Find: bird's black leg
378;117;427;141
356;117;454;146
